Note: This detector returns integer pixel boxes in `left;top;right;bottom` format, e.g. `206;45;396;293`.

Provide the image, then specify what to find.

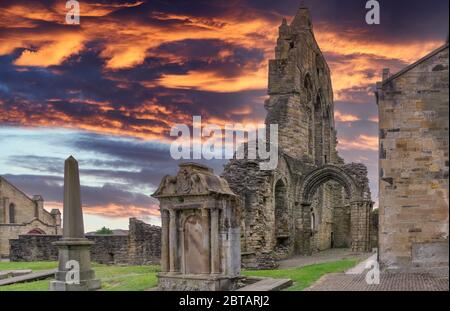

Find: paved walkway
305;252;448;291
278;248;372;269
305;272;449;291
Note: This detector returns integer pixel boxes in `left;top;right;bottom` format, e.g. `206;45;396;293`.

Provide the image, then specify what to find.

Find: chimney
32;195;44;219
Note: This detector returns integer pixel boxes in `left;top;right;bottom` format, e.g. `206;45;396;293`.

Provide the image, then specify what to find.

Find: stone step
237;277;293;291
0;269;56;286
0;269;32;280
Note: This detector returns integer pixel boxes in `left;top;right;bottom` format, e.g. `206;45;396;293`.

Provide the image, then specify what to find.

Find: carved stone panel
184;214;208;274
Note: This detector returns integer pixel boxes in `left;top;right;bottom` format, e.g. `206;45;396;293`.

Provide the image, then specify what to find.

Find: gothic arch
299;164;362;204
297;165;372;253
313;93;323;165
304;73;313;103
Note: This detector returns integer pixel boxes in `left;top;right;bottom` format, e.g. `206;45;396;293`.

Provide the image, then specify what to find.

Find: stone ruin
221;5;374;268
153;163;241;291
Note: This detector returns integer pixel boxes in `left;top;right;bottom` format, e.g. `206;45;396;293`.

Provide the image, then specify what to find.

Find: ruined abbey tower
222;5;374;267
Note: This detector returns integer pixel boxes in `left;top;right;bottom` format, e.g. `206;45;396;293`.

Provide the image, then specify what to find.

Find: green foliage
96;226;113;235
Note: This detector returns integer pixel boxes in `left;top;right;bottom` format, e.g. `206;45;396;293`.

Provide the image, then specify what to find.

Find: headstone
49;156;101;291
153;162;241;291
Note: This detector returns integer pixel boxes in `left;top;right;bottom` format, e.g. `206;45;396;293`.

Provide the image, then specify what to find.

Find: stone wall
128;218;161;265
9;218;161;264
377;43;449;273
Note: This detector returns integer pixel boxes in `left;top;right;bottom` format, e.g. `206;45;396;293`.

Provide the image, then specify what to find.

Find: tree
96;226;113;235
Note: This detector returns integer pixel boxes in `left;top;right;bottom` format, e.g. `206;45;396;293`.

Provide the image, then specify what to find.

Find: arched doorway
298;165;372;253
9;203;15;223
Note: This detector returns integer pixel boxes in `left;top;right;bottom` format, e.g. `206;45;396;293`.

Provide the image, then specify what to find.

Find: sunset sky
0;0;448;231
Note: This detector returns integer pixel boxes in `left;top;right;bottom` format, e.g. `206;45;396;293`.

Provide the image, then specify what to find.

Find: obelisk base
49;239;101;291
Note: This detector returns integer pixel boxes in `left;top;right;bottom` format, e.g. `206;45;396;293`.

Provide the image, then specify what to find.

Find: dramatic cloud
0;0;448;227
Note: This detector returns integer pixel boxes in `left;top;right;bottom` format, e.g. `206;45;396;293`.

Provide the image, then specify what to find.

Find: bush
96;226;113;234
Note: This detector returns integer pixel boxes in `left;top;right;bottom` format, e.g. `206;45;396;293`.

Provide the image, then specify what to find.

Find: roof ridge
382;43;449;85
0;176;36;202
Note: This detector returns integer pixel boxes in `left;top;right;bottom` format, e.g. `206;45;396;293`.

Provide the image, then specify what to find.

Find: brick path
305;273;449;291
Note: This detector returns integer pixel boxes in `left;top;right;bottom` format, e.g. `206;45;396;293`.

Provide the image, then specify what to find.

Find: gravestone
49;156;101;291
153;162;241;291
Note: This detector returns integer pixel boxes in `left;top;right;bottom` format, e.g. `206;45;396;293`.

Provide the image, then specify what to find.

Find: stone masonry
153;163;241;291
222;5;373;268
377;43;449;273
9;217;161;265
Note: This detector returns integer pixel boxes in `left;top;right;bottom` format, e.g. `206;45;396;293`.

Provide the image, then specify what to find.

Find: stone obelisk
49;156;101;291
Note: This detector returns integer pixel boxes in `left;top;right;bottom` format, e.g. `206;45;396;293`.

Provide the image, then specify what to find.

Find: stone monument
153;162;241;291
49;156;101;291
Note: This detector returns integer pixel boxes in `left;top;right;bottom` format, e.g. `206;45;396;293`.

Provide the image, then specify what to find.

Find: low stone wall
9;218;161;265
128;218;161;265
10;234;59;261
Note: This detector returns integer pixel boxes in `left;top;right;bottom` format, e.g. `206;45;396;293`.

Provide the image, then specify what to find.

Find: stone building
0;176;61;258
377;42;449;273
222;5;373;267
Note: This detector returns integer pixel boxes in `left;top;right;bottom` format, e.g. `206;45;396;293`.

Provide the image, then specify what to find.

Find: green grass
0;261;159;291
0;258;358;291
242;259;359;291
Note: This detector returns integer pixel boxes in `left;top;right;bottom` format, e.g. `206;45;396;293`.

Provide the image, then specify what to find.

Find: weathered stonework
377;43;449;273
9;218;161;265
0;176;61;258
222;5;373;267
153;163;241;291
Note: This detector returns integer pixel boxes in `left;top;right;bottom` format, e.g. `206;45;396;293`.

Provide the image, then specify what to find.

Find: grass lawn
242;259;359;291
0;261;159;291
0;258;358;291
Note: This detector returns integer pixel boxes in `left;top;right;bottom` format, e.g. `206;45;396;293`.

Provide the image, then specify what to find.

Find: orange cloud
85;203;160;218
334;110;360;122
13;33;85;67
337;135;378;151
156;67;267;93
368;115;379;123
45;201;160;219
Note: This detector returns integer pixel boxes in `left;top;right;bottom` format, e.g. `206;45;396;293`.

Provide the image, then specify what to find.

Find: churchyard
0;259;359;291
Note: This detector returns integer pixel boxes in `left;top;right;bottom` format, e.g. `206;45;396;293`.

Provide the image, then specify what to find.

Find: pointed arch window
9;203;15;223
304;74;312;103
